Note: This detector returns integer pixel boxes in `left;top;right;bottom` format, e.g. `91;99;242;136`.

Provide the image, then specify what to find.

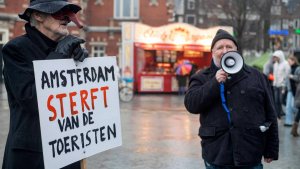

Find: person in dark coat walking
1;0;88;169
184;29;279;169
175;60;189;95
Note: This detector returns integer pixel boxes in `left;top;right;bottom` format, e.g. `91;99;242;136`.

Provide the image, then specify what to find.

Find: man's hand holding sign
1;1;122;169
33;57;122;169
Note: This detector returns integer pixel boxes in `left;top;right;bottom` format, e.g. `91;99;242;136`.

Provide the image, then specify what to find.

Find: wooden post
81;159;87;169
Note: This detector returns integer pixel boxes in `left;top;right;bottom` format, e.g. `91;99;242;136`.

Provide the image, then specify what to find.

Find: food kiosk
121;22;233;93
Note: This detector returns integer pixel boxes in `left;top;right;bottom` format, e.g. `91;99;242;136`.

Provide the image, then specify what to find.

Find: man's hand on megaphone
216;69;228;83
55;35;88;62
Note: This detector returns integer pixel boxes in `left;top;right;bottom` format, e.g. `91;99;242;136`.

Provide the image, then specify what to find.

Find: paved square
1;83;300;168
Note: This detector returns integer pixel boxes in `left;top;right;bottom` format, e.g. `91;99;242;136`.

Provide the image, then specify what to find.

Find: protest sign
33;57;122;169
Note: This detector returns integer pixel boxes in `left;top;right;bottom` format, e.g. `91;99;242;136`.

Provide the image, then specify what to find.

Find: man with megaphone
184;29;278;169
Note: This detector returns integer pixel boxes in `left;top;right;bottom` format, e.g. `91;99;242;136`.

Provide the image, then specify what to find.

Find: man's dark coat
184;62;279;166
2;23;80;169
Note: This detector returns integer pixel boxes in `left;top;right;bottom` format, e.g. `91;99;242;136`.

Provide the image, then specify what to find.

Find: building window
271;5;281;15
282;19;289;29
186;15;196;25
0;29;8;44
114;0;139;19
187;0;195;10
149;0;158;6
295;19;300;28
270;19;281;30
92;46;106;57
0;29;9;82
95;0;104;5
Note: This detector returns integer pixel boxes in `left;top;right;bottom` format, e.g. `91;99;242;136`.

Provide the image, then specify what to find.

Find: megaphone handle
220;82;232;124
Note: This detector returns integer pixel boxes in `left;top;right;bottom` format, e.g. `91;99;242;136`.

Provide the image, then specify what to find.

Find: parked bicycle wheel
119;86;134;102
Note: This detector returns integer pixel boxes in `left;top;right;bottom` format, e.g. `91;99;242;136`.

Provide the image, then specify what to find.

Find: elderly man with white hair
2;0;88;168
185;29;279;169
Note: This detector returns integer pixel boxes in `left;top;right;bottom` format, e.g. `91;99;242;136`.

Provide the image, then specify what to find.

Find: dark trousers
204;161;263;169
295;108;300;123
2;148;80;169
273;86;284;118
176;75;188;95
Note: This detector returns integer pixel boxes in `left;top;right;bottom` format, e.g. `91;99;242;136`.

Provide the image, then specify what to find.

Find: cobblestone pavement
1;82;300;169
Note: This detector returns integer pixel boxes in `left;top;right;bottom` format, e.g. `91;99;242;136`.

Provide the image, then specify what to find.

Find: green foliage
245;52;271;72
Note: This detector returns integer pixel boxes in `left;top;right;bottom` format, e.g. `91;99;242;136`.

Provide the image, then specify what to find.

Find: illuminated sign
268;29;289;35
134;23;234;46
295;29;300;34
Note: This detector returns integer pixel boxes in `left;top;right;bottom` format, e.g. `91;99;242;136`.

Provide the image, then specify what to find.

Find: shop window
92;46;106;57
143;50;179;73
114;0;139;20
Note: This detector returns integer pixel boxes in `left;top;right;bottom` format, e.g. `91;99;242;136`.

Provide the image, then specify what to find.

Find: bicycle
119;77;134;102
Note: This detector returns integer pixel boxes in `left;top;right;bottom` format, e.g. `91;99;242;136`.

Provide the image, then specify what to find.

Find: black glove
72;45;89;62
55;35;88;62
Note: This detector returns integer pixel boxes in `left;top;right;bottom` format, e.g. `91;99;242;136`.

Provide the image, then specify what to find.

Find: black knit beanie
211;29;238;51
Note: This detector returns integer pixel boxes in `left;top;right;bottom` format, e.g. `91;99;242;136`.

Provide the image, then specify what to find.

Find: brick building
0;0;174;82
0;0;173;56
82;0;172;59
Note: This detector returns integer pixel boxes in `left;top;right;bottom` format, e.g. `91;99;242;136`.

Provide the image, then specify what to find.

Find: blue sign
268;29;289;35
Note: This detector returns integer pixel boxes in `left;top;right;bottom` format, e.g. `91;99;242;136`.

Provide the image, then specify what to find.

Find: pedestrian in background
175;59;189;95
272;50;290;119
1;0;88;169
263;54;276;85
292;90;300;136
285;56;300;126
189;62;198;78
263;54;275;78
184;29;279;169
289;58;300;137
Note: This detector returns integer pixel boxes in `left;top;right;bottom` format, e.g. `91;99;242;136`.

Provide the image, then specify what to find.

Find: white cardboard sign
33;57;122;169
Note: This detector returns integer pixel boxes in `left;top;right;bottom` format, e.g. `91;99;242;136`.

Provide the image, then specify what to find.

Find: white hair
29;11;47;27
29;14;38;27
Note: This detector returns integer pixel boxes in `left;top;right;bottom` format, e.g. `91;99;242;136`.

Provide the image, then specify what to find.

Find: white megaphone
219;51;244;124
220;51;244;74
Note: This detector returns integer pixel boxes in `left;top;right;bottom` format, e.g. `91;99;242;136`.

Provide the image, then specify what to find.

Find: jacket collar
225;64;251;88
202;60;219;76
25;23;58;55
